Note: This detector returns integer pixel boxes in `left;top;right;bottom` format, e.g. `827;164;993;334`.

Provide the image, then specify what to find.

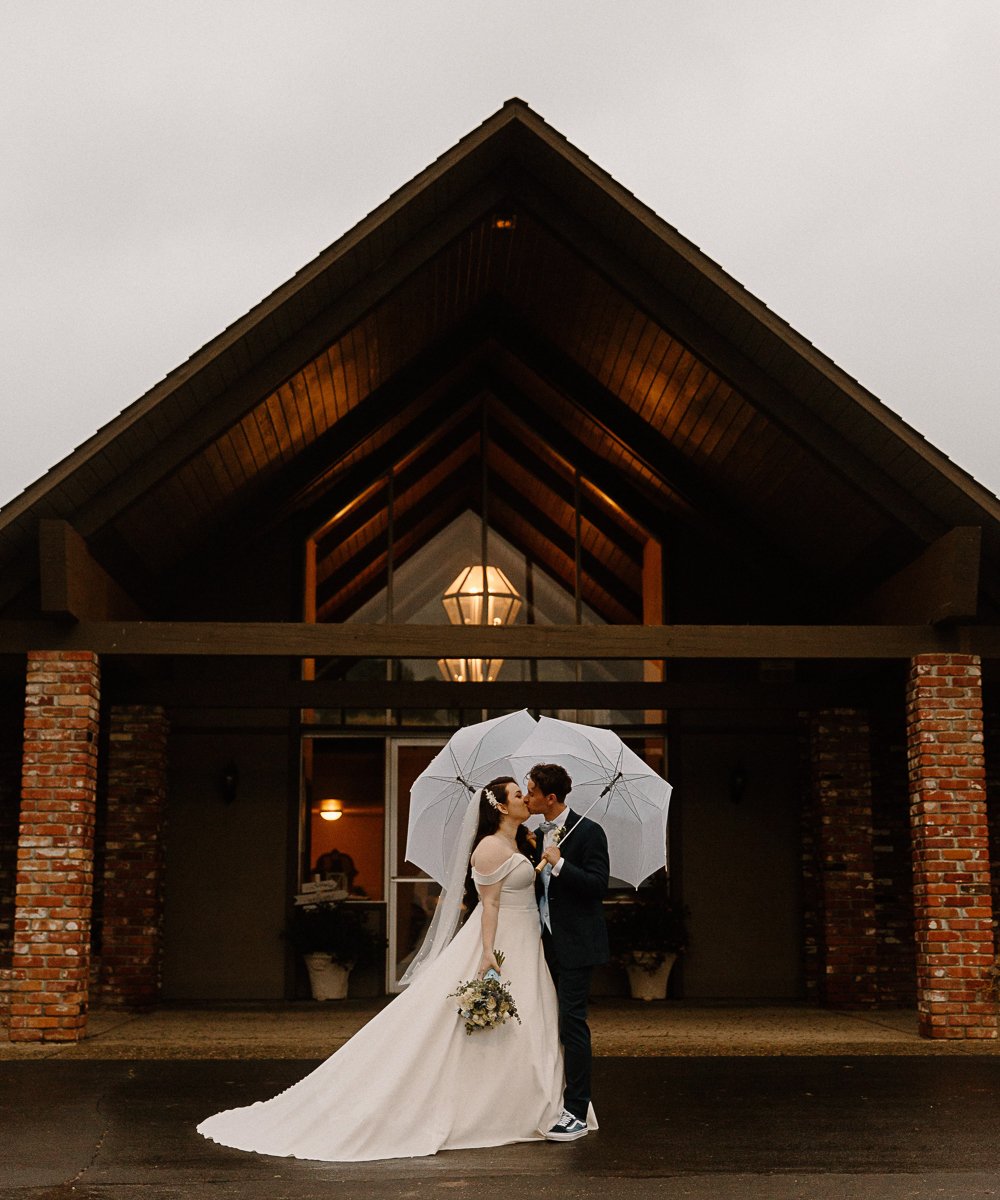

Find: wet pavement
2;1005;1000;1198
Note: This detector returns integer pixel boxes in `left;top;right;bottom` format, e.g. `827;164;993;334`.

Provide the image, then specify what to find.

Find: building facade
1;101;998;1041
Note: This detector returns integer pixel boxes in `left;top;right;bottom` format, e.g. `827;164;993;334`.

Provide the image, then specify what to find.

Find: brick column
985;703;1000;945
10;651;100;1042
0;734;21;1031
869;708;916;1005
805;709;878;1007
98;706;168;1008
907;654;996;1039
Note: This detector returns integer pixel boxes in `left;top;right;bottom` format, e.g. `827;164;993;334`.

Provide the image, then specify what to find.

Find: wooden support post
38;520;141;621
851;527;981;625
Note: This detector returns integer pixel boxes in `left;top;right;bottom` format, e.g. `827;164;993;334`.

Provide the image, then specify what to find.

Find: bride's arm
470;836;510;977
476;880;502;978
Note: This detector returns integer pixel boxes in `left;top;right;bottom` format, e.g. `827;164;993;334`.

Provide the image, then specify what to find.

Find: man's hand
541;844;562;868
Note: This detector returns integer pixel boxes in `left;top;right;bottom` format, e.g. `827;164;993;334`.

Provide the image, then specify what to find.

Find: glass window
303;737;385;900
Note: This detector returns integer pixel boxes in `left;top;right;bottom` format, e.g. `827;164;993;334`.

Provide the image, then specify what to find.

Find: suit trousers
542;930;593;1122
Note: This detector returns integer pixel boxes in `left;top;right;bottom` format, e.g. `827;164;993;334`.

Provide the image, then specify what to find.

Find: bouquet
449;950;522;1035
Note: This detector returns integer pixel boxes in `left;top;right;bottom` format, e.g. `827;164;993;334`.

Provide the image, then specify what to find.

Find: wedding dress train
197;853;596;1161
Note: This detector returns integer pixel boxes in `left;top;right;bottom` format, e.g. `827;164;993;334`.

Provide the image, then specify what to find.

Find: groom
526;762;610;1142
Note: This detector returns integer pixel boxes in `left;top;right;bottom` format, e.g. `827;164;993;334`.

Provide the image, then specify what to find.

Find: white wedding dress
198;853;596;1162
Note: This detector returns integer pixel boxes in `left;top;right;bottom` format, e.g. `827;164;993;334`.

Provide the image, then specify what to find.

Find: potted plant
284;901;378;1000
607;869;688;1001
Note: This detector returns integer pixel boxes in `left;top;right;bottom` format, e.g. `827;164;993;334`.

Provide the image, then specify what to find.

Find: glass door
386;738;447;992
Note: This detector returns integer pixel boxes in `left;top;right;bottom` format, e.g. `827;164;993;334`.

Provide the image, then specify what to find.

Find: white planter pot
626;951;677;1001
304;953;352;1000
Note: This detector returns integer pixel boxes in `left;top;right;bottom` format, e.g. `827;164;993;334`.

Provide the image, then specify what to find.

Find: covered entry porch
2;619;996;1042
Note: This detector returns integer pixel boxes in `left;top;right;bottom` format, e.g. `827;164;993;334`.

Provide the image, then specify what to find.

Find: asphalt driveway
2;1056;1000;1199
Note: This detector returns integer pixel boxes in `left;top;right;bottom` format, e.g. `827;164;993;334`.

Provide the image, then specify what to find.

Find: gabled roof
3;98;999;619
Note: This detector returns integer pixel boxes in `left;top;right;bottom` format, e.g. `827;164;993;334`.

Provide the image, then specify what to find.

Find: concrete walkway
2;999;997;1059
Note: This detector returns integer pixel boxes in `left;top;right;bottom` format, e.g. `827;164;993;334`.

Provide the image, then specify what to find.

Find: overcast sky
2;1;998;509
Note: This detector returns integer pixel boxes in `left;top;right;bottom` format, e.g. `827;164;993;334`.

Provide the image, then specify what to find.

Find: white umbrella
405;709;538;884
509;715;672;888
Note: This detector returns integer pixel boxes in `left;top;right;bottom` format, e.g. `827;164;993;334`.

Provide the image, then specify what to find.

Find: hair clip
485;789;501;810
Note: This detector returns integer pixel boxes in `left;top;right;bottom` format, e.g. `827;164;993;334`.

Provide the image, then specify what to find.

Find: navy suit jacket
533;808;610;969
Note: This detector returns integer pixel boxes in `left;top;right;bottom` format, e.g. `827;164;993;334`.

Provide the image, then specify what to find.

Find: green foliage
607;869;688;968
284;902;380;965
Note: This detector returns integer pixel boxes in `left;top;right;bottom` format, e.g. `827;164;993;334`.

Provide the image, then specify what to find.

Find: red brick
11;652;100;1044
907;654;997;1041
97;706;168;1009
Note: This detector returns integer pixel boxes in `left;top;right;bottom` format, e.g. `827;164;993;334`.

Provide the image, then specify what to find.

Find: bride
197;777;596;1162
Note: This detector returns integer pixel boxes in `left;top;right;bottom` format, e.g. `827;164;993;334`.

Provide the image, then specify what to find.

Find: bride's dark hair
463;776;532;912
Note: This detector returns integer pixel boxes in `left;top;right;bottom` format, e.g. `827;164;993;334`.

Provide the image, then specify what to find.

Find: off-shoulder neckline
471;850;529;872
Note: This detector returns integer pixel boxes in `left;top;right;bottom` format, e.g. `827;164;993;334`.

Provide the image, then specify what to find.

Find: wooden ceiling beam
2;620;992;658
121;677;895;711
291;388;484;545
159;383;489;608
849;526;982;625
485;450;643;603
488;417;646;561
314;417;481;559
315;466;479;614
486;375;674;536
515;174;946;543
487;494;639;623
318;483;638;627
39;520;144;621
307;409;642;624
157;332;491;582
318;489;475;624
272;330;492;530
490;307;813;576
485;366;813;613
69;177;508;542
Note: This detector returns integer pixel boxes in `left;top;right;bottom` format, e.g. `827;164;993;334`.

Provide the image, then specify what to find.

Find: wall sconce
219;760;240;805
317;798;344;822
437;564;521;683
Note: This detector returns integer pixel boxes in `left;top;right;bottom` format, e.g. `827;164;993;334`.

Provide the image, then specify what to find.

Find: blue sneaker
544;1109;588;1141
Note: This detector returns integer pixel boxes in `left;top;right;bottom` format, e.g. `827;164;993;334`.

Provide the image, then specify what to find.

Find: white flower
448;949;522;1034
